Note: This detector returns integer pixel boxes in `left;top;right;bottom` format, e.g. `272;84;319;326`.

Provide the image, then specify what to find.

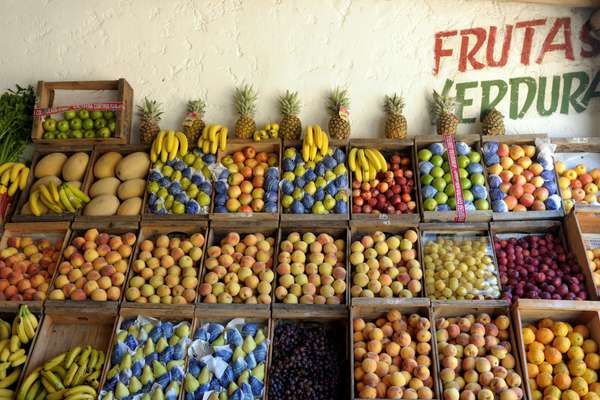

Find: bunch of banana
197;124;227;155
348;147;388;183
29;182;90;216
253;123;279;142
0;162;29;197
150;130;189;163
301;125;329;162
18;345;105;400
0;306;39;398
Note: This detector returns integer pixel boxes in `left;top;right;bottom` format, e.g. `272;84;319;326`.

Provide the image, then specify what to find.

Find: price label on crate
442;134;466;223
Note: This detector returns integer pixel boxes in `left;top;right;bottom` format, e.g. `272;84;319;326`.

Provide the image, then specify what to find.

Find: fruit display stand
188;306;271;400
349;223;425;304
196;222;279;313
551;137;600;213
564;210;600;300
77;144;151;224
280;139;350;227
12;144;94;223
270;304;350;399
271;225;349;312
211;139;281;224
349;138;420;225
31;79;133;145
490;220;596;302
511;299;600;400
481;134;564;221
20;303;118;392
349;298;438;400
0;221;70;308
416;135;492;223
44;221;139;312
121;221;208;312
420;223;502;301
431;300;526;400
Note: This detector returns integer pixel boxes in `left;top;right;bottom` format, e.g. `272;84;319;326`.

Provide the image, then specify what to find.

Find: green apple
84;130;95;138
443;173;452;184
432;178;446;192
103;111;115;120
69;118;82;130
57;120;70;132
458;155;470;169
423;198;437;211
157;187;168;199
186;184;199;198
448;197;456;209
325;171;336;181
172;201;185;214
43;118;57;132
165;195;174;209
459;168;469;179
180;177;191;190
430;166;444;179
70;130;83;138
147;181;159;193
305;161;315;170
193;159;205;170
78;109;90;119
98;127;111;138
430;155;444;167
94;118;107;129
315;176;327;188
475;199;489;210
421;175;434;186
43;132;55;139
418;149;432;162
442;161;450;172
460;178;472;190
90;110;103;120
445;184;456;196
82;119;94;130
463;190;474;201
171;171;182;182
468;151;481;163
435;192;448;205
471;173;485;186
294;165;306;177
283;172;295;182
334;164;346;176
63;111;77;120
335;192;348;202
108;121;116;133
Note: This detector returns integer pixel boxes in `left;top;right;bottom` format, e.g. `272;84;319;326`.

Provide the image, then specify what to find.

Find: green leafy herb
0;85;34;163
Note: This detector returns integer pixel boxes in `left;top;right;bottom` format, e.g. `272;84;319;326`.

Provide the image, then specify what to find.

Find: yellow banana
88;349;98;370
22;314;36;341
357;149;369;170
373;149;387;172
160;146;168;163
10;354;26;367
0;171;9;186
7;179;19;197
63;363;78;387
24;380;40;400
64;183;90;203
150;138;158;163
40;196;62;213
24;308;38;331
321;130;329;156
208;125;221;142
64;385;96;397
85;370;100;382
58;187;76;213
168;137;179;161
94;351;104;371
305;126;314;146
34;389;46;400
0;163;14;176
354;166;363;182
309;143;317;161
38;184;55;206
348;148;358;171
166;130;175;153
9;335;20;352
302;142;310;162
364;149;381;172
18;368;40;399
18;167;29;191
40;378;56;394
78;347;91;366
0;186;6;195
16;319;28;344
201;125;209;140
63;186;82;209
0;389;13;399
0;367;20;388
71;359;88;386
40;370;64;391
64;347;81;369
43;353;66;371
175;131;188;156
202;139;210;154
29;191;42;216
8;349;25;362
0;369;5;381
65;394;94;400
155;130;166;154
314;126;323;149
9;164;24;183
0;325;8;341
48;181;60;203
219;127;228;151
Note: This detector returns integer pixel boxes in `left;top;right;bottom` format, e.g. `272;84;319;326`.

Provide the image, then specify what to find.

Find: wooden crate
210;139;281;224
121;221;209;312
512;299;600;400
350;223;425;304
280;139;350;227
271;225;349;315
0;222;70;309
491;219;597;302
431;300;526;400
482;134;564;221
32;79;133;145
350;298;437;400
195;222;279;313
75;144;150;224
21;303;118;391
11;145;94;223
349;138;420;225
420;223;502;301
415;135;492;223
270;305;350;400
552;137;600;213
44;220;139;312
97;305;195;397
564;210;600;300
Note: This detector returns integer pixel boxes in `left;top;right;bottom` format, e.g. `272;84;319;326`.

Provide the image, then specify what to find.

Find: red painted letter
515;19;547;65
459;28;487;72
434;30;458;75
486;25;513;68
537;18;574;64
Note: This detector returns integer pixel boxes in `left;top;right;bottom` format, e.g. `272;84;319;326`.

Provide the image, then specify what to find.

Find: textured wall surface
1;0;598;138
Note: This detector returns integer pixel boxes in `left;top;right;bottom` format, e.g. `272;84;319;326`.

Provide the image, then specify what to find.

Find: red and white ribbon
442;134;466;223
33;101;124;117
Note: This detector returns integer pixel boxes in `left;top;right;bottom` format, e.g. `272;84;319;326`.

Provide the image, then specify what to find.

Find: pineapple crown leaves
234;84;258;118
483;107;504;119
279;90;301;116
431;90;457;122
187;98;206;116
327;86;350;115
384;93;405;115
137;97;164;121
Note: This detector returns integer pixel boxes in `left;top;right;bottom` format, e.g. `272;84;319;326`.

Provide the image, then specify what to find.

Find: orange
583;340;599;354
574;325;590;339
540;362;554;374
528;363;540;378
528;349;545;365
536;372;553;388
568;346;585;361
585;353;600;370
523;327;536;345
530;342;546;353
569;332;584;347
545;347;563;365
553;337;572;353
539;319;555;329
554;373;572;390
536;328;555;345
552;322;570;337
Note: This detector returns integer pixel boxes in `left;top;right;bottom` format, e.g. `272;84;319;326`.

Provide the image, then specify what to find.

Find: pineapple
279;90;302;140
234;84;258;139
138;97;163;144
481;108;505;136
182;99;206;143
327;87;351;140
431;90;458;136
383;94;408;139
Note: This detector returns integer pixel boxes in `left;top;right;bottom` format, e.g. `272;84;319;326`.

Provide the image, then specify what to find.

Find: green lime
430;155;444;167
423;198;437;211
430;166;444;179
460;178;472;190
458;155;470;169
463;190;474;201
421;175;434;186
418;149;432;161
435;192;448;205
469;151;481;163
432;178;447;192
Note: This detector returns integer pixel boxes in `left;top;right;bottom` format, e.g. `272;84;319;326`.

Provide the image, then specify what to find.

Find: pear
168;335;179;346
127;325;140;338
141;395;151;400
156;337;168;353
219;391;229;400
144;338;155;355
141;365;154;385
237;370;250;385
129;376;142;394
198;365;211;385
228;381;239;396
151;388;165;400
104;392;115;400
133;347;144;362
167;359;184;369
232;346;245;362
252;363;265;381
165;381;180;396
184;373;199;393
175;323;190;339
153;360;167;377
242;335;256;353
255;329;266;344
120;353;132;370
213;333;225;347
117;330;128;342
208;393;219;400
143;322;154;333
115;382;130;399
107;365;120;379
